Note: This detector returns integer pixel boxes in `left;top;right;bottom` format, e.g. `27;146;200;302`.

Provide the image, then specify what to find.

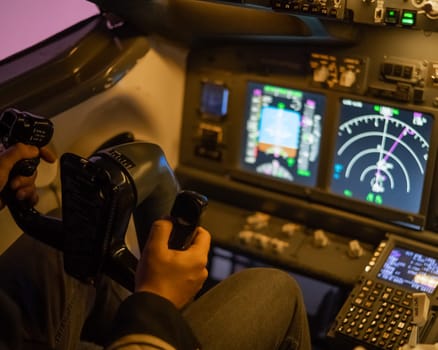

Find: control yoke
1;108;207;291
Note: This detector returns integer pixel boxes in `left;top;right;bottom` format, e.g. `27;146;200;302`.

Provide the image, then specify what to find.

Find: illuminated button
283;1;292;10
385;8;400;24
329;8;338;17
397;321;406;329
339;70;357;88
364;300;374;308
401;10;417;27
291;2;300;11
301;3;310;12
310;5;320;14
272;1;282;9
354;297;364;305
313;65;330;83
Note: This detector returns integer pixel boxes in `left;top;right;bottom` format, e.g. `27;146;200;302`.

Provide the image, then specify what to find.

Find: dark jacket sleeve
0;290;23;350
106;292;201;350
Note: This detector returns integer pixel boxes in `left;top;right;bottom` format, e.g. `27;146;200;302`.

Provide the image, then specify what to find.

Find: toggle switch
313;229;329;248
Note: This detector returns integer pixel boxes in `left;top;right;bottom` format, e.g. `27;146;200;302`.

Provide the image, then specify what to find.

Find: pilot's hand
0;143;57;210
135;219;211;309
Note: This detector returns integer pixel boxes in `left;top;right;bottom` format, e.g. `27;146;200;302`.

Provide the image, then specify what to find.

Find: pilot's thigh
183;267;311;350
0;233;96;350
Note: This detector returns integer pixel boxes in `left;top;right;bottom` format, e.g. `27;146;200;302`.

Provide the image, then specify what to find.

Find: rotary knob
313;229;329;248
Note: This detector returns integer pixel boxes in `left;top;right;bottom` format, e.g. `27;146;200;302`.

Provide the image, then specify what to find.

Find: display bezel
232;80;328;198
198;80;229;119
227;80;438;230
377;245;438;294
309;96;438;230
371;235;438;296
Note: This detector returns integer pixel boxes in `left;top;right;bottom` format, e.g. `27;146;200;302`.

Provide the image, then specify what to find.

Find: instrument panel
174;19;438;345
175;19;438;290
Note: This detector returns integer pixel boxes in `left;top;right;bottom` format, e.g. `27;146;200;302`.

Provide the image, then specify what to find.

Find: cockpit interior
1;1;438;349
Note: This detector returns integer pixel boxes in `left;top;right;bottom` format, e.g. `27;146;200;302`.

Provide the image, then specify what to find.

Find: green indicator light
344;189;352;197
375;195;383;205
402;10;416;26
389;10;395;16
287;158;295;167
402;18;414;25
264;85;303;98
297;169;311;177
366;193;374;202
278;102;286;109
393;108;399;115
374;105;380;112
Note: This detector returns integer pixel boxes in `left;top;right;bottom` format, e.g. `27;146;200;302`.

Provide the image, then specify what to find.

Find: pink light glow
0;0;99;61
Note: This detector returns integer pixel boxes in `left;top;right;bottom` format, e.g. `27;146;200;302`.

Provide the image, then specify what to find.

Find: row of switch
271;0;344;19
239;212;365;258
377;8;417;27
238;228;365;258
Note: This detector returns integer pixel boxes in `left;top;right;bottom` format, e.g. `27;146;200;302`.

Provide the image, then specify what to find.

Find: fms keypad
336;279;413;349
328;235;438;350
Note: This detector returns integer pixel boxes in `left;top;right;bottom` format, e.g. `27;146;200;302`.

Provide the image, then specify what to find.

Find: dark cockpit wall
1;1;438;349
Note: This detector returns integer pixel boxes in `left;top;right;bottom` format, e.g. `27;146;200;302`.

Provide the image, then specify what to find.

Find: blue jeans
0;234;311;350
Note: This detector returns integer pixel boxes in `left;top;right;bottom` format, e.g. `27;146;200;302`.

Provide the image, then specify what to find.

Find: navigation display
377;247;438;294
330;98;434;214
240;82;326;187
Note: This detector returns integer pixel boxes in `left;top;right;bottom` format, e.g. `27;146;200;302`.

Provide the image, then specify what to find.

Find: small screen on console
377;247;438;294
240;82;326;187
330;98;434;214
200;82;229;117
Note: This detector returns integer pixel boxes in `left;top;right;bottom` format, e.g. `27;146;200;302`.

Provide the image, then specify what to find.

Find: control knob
313;229;329;248
348;240;364;258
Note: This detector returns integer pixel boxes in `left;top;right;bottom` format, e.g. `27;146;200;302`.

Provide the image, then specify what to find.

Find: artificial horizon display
330;98;434;215
240;81;326;187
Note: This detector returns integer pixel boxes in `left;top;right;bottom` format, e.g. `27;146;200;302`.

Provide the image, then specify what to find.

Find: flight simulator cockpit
1;0;438;349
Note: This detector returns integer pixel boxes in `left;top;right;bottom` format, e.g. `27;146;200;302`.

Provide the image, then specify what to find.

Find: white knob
246;212;270;229
348;240;364;258
238;230;254;245
271;238;289;254
281;223;299;237
313;65;329;83
313;229;329;248
339;69;356;87
254;233;270;249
